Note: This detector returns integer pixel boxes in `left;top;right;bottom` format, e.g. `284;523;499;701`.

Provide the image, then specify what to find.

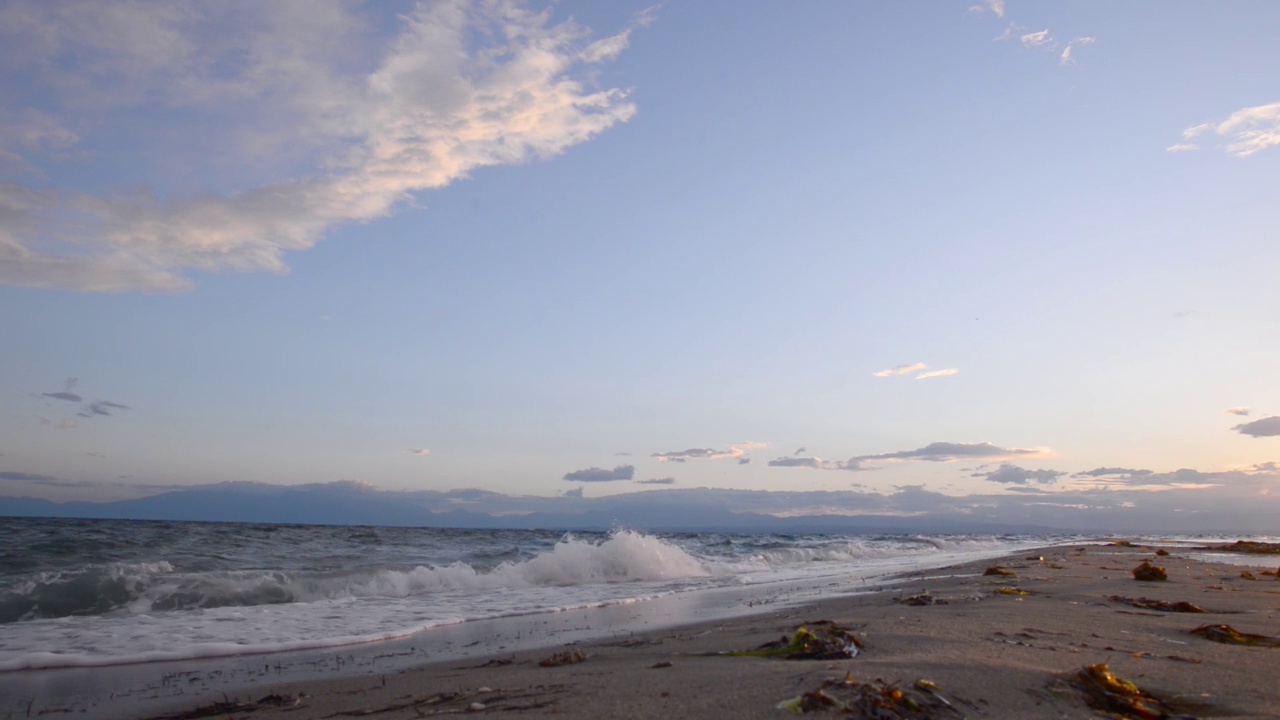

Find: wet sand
12;543;1280;719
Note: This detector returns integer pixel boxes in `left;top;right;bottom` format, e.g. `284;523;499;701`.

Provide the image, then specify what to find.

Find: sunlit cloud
915;368;959;380
1176;103;1280;158
651;442;765;463
0;1;644;292
409;449;432;457
1225;407;1251;417
872;362;927;378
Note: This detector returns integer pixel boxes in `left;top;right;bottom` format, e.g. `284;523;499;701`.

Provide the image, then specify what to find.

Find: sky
1;1;1278;527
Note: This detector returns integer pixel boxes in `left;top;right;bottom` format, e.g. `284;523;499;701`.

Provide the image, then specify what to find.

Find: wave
0;531;707;623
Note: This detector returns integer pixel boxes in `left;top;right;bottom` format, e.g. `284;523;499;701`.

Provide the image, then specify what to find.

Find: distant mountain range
0;480;1078;534
4;477;1275;534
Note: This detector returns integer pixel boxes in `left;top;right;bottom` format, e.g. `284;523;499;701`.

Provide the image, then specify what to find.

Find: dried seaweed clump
983;566;1017;577
1210;540;1280;554
1065;664;1192;719
1189;624;1280;647
690;621;863;660
992;586;1031;597
1131;561;1167;581
749;622;863;660
777;675;964;718
1108;596;1205;613
894;591;947;606
538;649;587;667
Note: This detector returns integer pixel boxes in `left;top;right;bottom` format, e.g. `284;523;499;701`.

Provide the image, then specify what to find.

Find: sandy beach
11;542;1280;719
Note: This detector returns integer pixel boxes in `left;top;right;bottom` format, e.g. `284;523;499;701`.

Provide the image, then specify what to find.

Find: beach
11;541;1280;719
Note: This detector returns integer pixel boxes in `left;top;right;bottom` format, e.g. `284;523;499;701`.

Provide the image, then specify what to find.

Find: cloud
0;471;59;482
974;463;1065;485
1020;30;1052;48
872;362;927;378
1176;103;1280;158
636;477;675;485
86;400;129;416
41;391;83;402
872;363;957;380
1249;462;1279;473
1075;467;1154;478
651;442;764;463
55;419;77;430
915;368;959;380
768;456;828;469
0;1;642;292
793;447;807;456
1225;407;1251;417
1060;36;1095;65
563;464;635;482
1233;416;1280;438
968;0;1005;18
856;441;1048;464
409;449;431;457
767;456;867;472
738;457;751;465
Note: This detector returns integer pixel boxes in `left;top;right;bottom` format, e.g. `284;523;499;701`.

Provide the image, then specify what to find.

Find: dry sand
17;543;1280;719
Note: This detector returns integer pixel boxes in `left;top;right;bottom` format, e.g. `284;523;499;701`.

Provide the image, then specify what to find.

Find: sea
5;518;1278;719
0;517;1086;675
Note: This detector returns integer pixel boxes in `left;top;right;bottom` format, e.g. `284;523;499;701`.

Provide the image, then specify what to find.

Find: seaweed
687;621;862;660
142;694;302;720
983;566;1017;577
993;586;1031;597
776;674;965;718
1155;548;1170;556
538;649;587;667
1063;664;1194;719
1189;624;1280;647
1206;540;1280;554
1240;571;1259;581
1131;561;1167;581
894;591;947;606
1108;596;1205;613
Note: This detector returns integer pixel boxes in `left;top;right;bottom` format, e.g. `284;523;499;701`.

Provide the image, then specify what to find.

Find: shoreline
8;542;1280;719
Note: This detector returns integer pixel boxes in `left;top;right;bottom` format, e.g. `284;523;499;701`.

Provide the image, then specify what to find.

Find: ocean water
0;517;1082;672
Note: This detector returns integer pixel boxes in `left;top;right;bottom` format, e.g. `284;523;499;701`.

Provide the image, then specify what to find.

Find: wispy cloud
768;441;1048;474
409;449;431;457
1020;29;1052;48
968;0;1005;18
651;442;764;463
915;368;959;380
0;1;643;292
1060;36;1095;65
1075;467;1154;478
1225;407;1251;417
564;464;635;482
872;362;928;378
768;456;866;471
1233;416;1280;438
1175;103;1280;158
855;441;1049;465
635;477;675;485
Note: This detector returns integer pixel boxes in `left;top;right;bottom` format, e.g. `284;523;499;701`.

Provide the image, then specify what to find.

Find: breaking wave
0;530;706;623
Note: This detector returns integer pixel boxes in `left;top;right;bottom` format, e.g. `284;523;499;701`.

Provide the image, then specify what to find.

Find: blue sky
2;1;1278;524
